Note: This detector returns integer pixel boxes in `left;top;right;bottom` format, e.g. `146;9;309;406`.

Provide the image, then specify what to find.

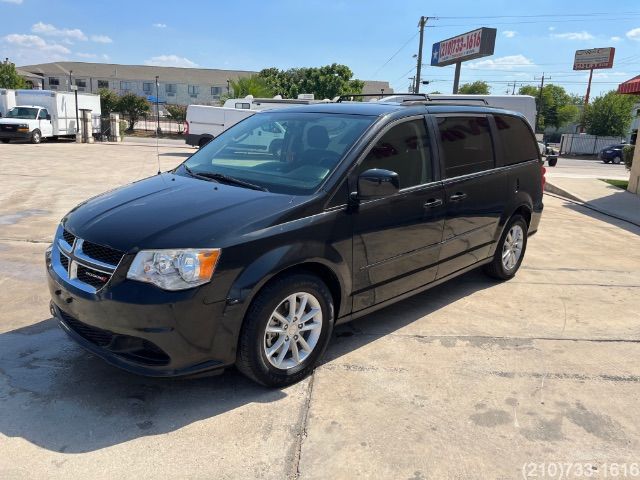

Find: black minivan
47;101;544;386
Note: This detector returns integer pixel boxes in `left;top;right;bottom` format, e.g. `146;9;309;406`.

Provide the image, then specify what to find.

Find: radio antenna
155;76;161;175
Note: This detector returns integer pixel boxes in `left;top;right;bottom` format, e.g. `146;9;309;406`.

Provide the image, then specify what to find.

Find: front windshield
6;107;39;120
182;111;375;195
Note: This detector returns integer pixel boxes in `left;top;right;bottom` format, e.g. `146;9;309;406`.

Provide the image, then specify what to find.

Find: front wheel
236;273;334;387
30;129;41;144
484;215;528;280
603;159;610;164
1;139;9;144
613;156;622;165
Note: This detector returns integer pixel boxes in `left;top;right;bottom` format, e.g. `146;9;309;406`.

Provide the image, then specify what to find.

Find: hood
63;172;304;252
0;118;33;125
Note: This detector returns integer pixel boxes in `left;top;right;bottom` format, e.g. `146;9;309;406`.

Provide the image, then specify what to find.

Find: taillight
184;121;189;135
541;165;546;190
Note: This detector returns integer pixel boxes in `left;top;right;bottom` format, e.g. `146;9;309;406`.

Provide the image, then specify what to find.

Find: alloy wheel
502;225;524;271
263;292;323;370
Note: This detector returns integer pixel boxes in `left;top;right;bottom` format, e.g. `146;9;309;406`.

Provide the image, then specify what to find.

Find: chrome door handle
423;198;443;208
449;192;467;202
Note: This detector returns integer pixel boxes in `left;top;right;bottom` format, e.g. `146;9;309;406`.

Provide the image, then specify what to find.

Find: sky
1;0;639;98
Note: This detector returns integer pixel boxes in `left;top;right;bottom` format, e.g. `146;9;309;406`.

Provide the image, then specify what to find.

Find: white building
18;62;392;107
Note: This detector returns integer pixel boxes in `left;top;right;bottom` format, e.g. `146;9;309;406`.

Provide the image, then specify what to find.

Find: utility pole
414;16;428;94
408;76;416;93
534;73;548;133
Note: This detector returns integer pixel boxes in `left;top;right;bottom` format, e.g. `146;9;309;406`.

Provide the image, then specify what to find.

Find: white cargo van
185;106;256;147
186;96;319;147
0;89;101;144
0;89;16;117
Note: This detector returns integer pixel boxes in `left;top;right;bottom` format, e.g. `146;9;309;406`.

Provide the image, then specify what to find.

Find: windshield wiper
183;165;268;192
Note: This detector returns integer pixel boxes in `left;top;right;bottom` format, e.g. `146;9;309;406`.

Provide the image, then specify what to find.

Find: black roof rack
336;93;427;102
336;93;489;106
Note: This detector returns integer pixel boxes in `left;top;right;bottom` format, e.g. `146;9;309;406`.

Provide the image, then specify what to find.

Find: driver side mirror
353;168;399;201
46;114;51;120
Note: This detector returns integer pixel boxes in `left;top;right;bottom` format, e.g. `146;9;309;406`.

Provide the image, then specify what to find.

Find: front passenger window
358;119;433;189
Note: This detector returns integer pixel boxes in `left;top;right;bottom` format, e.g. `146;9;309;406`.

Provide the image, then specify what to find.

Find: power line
433;12;640;19
426;17;640;27
369;31;419;78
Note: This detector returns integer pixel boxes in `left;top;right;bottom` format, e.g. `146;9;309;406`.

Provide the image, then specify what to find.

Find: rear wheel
198;136;212;148
236;273;334;387
30;129;41;144
484;215;528;280
613;156;622;165
1;139;9;144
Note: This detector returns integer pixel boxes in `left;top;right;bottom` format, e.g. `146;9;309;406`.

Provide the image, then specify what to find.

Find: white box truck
0;89;16;117
0;89;101;144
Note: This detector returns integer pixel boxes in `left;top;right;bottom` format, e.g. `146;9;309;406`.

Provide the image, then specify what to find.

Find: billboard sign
431;28;497;67
573;48;615;70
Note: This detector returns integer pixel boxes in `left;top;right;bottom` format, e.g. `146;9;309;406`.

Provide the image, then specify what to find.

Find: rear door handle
423;198;443;208
449;192;467;202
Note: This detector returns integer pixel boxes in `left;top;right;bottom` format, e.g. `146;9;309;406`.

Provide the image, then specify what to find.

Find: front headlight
127;249;221;290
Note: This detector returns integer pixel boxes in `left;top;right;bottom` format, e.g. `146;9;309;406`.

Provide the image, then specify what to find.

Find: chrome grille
53;225;125;293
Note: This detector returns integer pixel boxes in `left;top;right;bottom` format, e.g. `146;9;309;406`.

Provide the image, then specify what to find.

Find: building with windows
18;62;392;106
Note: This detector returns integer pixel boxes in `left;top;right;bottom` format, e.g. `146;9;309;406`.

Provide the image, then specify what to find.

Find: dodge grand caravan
46;101;544;387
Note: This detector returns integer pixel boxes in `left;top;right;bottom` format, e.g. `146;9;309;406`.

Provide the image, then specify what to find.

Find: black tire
198;136;212;148
613;156;622;165
483;215;528;281
603;159;610;164
1;139;9;144
236;273;334;387
30;129;41;144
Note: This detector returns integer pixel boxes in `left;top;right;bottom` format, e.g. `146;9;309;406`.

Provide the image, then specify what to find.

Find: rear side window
493;114;539;165
358;119;433;189
437;116;494;178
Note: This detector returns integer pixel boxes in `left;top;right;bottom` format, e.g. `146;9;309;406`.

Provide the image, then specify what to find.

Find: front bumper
0;130;30;140
46;246;240;377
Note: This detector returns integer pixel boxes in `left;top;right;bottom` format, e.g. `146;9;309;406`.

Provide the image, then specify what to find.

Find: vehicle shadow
0;269;496;453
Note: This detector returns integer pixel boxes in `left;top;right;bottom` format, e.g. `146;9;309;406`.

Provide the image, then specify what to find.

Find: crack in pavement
289;373;315;480
335;332;640;344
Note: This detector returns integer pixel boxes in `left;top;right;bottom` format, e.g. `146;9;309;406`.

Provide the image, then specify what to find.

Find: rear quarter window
493;114;539;166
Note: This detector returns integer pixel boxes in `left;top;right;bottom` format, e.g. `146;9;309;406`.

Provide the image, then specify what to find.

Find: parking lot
1;142;639;479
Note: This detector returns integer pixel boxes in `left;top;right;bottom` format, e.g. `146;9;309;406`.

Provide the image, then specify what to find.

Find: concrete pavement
1;142;640;479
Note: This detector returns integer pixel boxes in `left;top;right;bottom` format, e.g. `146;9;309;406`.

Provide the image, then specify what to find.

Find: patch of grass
601;179;629;190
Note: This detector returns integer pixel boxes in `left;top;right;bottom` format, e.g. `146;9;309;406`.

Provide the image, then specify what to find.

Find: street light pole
155;76;160;135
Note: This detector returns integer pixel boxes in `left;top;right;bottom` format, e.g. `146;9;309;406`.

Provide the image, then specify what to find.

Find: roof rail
403;97;489;106
336;93;427;102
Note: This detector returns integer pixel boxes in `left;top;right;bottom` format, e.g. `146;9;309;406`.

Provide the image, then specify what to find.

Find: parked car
47;102;544;387
599;144;626;164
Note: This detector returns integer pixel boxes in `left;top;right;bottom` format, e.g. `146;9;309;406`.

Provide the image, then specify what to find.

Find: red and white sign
438;29;483;63
573;48;615;71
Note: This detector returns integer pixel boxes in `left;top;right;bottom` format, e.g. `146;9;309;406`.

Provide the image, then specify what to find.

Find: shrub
623;145;634;171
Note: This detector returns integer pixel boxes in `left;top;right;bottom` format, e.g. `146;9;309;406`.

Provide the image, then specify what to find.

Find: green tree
584;90;640;137
165;104;186;122
0;60;27;89
458;80;490;95
518;84;579;131
165;104;187;133
229;75;274;98
117;93;150;131
258;64;364;100
98;88;119;115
